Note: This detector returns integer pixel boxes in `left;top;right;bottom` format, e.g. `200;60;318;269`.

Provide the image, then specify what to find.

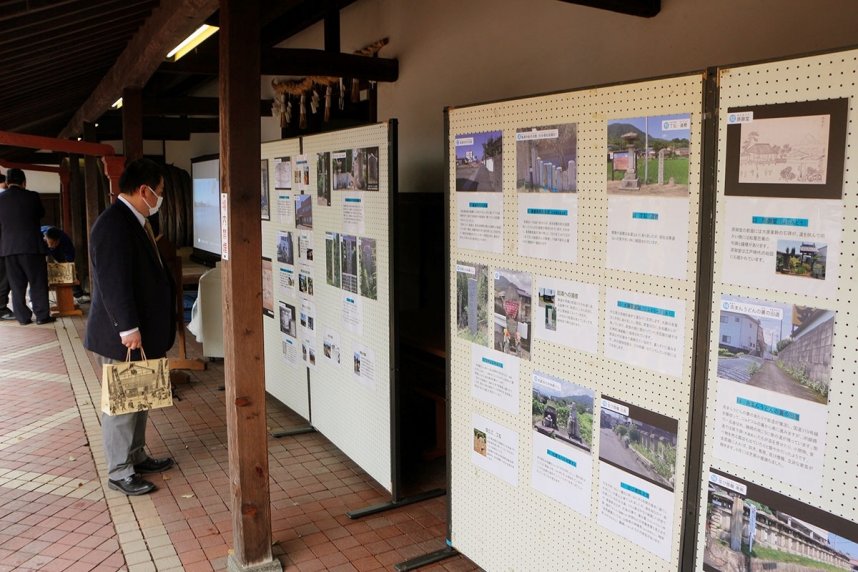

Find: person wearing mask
85;158;176;496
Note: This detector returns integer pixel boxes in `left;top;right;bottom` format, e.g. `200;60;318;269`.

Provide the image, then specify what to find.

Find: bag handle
124;347;148;362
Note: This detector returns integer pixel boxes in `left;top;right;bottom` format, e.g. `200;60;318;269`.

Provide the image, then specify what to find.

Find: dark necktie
143;220;163;267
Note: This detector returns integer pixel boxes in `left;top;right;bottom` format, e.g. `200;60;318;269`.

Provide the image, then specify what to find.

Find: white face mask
143;186;163;216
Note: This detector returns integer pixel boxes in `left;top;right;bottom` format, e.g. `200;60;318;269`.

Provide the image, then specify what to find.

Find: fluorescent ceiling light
111;98;123;109
167;24;219;62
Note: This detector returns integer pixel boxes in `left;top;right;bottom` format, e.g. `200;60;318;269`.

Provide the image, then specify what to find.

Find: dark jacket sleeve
89;214;140;333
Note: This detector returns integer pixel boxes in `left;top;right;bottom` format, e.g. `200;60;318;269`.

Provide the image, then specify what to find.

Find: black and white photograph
332;150;353;190
537;287;556;332
278;301;297;338
260;159;270;220
724;99;848;199
599;397;678;491
316;151;331;206
274;156;292;190
276;231;294;265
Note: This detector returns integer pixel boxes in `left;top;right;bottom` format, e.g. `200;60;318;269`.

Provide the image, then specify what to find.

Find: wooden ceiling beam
0;131;116;157
259;0;356;47
556;0;660;17
137;96;273;117
162;47;399;81
94;116;220;140
0;4;153;48
59;0;220;139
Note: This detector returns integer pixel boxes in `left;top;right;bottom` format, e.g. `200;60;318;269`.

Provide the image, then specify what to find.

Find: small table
50;281;83;317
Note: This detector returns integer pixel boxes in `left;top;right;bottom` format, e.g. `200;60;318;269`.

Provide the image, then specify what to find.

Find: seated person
41;226;89;303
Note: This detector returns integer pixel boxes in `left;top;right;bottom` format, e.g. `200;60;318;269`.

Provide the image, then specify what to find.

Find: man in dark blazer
85;158;176;496
0;173;12;319
0;168;53;325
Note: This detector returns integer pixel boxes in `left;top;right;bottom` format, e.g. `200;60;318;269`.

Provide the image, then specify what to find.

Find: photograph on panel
351;146;379;191
261;159;270;221
316;151;331;206
298;230;313;262
274;156;292;190
293;156;310;188
456;262;489;346
262;257;274;318
276;231;294;265
607;113;691;197
532;372;593;451
704;470;858;572
294;193;313;229
332;150;353;190
598;398;678;491
718;295;833;404
325;232;341;288
493;269;532;360
340;234;358;293
473;428;487;456
302;339;316;366
724;99;847;199
300;299;315;333
516;123;577;193
455;131;503;192
278;301;297;338
298;268;314;297
358;237;377;300
323;329;341;364
775;239;827;281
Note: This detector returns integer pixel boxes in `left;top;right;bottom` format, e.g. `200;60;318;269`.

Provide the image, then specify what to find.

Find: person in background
85;158;176;496
41;225;90;303
0;174;11;320
0;168;53;325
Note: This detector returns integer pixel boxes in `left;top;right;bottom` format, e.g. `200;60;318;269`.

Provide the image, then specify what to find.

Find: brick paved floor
0;317;478;571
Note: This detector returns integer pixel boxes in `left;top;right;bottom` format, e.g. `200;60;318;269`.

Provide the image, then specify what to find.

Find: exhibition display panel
261;122;398;494
694;50;858;572
261;137;309;418
446;74;706;570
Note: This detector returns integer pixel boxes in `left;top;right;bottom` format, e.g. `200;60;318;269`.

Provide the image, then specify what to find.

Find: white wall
22;169;61;194
264;0;858;193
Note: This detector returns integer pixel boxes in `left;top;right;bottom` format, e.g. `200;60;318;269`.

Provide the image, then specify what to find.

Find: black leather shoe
18;319;32;325
0;307;12;319
134;457;175;474
108;474;155;496
36;317;56;325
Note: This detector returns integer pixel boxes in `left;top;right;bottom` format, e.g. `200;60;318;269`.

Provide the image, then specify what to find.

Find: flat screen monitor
191;154;220;265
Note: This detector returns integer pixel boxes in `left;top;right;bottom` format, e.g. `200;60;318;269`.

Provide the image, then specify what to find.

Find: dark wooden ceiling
0;0;160;138
0;0;655;163
0;0;359;162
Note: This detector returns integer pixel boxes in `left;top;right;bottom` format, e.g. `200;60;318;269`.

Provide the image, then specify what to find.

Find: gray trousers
97;355;149;480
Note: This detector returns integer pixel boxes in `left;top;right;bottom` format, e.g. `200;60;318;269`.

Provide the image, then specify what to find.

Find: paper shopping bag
101;349;172;416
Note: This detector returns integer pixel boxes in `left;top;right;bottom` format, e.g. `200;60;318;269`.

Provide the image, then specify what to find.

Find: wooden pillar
122;87;144;161
83;122;101;292
324;1;340;53
101;155;125;203
67;153;87;289
59;160;72;232
220;1;280;571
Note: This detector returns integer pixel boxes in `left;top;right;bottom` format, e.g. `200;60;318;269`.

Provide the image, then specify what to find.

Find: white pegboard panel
301;123;393;492
448;74;705;571
694;49;858;570
261;137;309;419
